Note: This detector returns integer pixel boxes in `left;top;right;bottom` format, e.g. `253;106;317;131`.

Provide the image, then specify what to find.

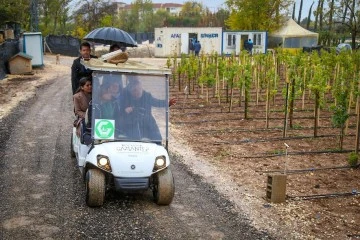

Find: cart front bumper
114;177;149;191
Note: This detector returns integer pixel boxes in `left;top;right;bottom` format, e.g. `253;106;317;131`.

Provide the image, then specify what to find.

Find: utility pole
30;0;39;32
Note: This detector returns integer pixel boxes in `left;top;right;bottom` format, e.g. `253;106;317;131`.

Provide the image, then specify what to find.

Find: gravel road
0;57;272;239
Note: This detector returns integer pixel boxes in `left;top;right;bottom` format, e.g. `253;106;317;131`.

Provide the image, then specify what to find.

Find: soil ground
168;77;360;239
0;54;270;240
0;54;359;240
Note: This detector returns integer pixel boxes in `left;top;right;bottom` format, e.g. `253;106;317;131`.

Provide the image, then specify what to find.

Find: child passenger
99;85;116;119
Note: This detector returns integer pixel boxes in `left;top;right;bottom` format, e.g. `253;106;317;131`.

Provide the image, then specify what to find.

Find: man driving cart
119;78;176;141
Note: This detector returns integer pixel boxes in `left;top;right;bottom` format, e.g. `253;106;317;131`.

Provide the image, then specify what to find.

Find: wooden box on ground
9;52;33;74
266;174;287;203
4;29;14;39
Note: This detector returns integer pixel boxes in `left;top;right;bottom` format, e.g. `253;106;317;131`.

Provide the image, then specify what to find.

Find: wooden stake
356;77;360;154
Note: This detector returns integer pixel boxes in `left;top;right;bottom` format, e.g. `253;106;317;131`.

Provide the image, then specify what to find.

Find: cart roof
81;58;172;75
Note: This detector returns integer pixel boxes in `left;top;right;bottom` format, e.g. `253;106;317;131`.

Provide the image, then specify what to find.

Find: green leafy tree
39;0;71;35
306;2;315;29
177;1;204;27
240;61;252;119
180;1;204;18
225;0;292;31
99;15;115;27
122;0;154;32
117;9;131;32
72;0;116;37
0;0;30;30
199;8;230;27
331;91;349;150
153;9;171;27
199;61;216;103
334;0;360;49
214;8;230;28
308;52;330;137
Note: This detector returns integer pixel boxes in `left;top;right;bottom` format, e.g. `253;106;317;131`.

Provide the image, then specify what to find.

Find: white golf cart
71;58;174;207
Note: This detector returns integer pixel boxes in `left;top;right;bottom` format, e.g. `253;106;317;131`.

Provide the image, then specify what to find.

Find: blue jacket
194;42;201;52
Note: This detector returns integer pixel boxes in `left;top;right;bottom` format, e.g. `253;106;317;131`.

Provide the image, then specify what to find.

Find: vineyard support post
283;76;290;138
314;91;320;137
356;94;360;154
284;143;290;174
289;77;295;128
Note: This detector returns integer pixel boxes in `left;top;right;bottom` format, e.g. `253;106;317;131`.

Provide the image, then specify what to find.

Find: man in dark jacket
247;38;253;54
71;42;98;94
194;40;201;56
119;79;176;141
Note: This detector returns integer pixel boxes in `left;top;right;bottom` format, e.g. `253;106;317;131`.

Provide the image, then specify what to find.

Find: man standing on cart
71;42;98;94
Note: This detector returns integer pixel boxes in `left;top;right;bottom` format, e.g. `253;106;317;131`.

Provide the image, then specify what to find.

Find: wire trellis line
288;191;359;200
256;165;359;174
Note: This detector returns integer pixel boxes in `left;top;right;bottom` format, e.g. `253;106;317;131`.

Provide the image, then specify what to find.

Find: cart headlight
156;158;165;167
97;155;111;171
99;157;108;166
153;156;166;171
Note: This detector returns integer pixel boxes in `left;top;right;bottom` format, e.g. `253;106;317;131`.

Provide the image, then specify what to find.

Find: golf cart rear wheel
85;169;105;207
153;168;175;205
70;132;75;157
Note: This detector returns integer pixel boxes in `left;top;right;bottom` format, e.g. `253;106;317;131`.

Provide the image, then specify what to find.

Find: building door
240;34;249;52
188;33;197;54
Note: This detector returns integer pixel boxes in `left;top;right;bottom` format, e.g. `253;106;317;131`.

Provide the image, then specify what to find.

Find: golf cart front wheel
153;168;175;205
85;169;105;207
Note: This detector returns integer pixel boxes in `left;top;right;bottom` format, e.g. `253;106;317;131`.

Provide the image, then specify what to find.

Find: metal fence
44;33;154;57
129;32;155;44
45;35;80;57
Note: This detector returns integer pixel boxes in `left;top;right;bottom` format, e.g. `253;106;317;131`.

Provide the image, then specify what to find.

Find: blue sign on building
200;33;219;38
171;34;181;38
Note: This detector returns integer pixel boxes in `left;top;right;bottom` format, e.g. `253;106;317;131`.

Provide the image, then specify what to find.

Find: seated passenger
73;77;92;137
98;84;117;119
73;77;92;119
119;79;176;141
108;79;122;101
109;44;120;52
109;43;127;53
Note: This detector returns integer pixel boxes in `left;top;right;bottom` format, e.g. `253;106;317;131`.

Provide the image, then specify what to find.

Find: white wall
222;31;268;55
23;32;43;66
154;27;222;57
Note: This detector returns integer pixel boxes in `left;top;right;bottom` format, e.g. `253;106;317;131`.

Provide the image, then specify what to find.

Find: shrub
347;152;359;167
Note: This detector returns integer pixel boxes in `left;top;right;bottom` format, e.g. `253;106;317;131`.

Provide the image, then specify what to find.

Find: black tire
70;132;76;158
85;169;105;207
153;168;175;205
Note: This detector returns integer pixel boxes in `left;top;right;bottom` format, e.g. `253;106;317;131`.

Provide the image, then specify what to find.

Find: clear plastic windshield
91;71;168;143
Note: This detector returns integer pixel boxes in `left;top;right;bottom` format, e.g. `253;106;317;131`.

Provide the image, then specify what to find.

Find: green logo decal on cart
95;119;115;139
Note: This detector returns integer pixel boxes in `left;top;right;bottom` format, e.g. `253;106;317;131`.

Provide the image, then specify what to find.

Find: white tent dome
269;19;319;48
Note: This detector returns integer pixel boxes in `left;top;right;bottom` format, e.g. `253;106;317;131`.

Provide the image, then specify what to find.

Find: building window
227;34;236;48
253;34;262;46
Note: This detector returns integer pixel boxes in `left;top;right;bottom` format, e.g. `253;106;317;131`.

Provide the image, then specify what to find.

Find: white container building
154;27;268;57
154;27;223;57
222;31;268;55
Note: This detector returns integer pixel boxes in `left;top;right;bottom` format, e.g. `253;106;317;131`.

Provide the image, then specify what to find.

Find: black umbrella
83;27;137;47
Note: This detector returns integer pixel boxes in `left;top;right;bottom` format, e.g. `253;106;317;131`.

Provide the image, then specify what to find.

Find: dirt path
0;55;270;239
